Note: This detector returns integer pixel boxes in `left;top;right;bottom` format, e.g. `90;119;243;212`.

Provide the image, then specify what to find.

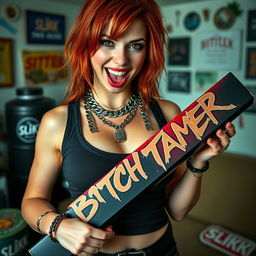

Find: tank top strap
149;100;167;129
61;101;80;153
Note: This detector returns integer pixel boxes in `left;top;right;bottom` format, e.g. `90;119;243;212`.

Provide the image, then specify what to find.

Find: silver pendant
115;128;127;143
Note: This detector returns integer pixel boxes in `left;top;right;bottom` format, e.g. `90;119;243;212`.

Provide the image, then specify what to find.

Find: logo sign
200;225;256;256
26;10;65;44
184;12;201;31
16;117;39;143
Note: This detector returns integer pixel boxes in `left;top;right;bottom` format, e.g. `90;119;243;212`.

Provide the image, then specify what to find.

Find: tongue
108;73;124;83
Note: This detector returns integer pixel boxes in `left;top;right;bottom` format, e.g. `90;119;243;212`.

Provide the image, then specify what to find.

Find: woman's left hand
192;122;236;164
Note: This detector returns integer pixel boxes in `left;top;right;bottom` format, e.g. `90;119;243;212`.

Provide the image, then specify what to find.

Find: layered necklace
83;89;152;143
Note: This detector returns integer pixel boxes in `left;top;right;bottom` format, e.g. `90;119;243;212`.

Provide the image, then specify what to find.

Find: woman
21;0;236;255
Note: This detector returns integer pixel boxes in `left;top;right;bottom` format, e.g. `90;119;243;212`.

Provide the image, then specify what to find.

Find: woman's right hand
55;218;115;255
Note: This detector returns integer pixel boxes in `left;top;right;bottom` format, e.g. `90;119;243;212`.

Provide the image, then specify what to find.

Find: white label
16;117;39;143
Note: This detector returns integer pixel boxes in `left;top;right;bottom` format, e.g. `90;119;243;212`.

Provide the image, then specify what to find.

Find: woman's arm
21;106;114;255
21;106;66;233
157;100;236;221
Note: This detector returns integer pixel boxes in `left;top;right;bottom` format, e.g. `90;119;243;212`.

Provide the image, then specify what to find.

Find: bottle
5;87;55;208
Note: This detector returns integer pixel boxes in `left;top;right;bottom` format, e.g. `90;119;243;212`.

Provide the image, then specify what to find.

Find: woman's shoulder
40;105;68;133
155;99;181;122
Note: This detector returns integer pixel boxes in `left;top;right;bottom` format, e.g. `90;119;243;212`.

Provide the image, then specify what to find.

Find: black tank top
61;101;172;235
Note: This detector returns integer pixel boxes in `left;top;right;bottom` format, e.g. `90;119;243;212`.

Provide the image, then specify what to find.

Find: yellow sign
22;50;68;85
0;39;13;87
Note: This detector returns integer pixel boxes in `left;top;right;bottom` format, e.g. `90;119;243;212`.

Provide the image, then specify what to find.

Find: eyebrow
101;34;146;43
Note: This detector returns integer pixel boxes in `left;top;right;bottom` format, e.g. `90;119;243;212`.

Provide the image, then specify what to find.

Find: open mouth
105;68;129;88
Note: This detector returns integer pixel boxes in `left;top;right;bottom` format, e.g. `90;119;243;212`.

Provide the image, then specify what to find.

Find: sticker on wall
214;2;242;30
4;4;21;21
202;9;210;22
184;12;201;31
175;10;181;27
0;17;16;33
214;7;236;30
166;24;173;34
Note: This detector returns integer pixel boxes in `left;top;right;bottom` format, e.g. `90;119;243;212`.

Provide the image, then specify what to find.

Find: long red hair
63;0;166;104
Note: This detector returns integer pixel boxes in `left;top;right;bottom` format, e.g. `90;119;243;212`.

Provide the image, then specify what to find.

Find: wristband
49;213;70;242
36;210;56;234
186;158;209;174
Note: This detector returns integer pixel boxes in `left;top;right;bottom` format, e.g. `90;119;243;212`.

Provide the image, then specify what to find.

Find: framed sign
22;50;68;85
195;31;241;70
168;71;191;93
245;86;256;114
195;72;218;91
168;37;190;66
26;10;65;44
0;38;14;87
246;48;256;79
247;10;256;41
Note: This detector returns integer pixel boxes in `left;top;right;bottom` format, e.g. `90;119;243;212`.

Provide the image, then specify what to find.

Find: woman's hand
55;218;115;256
191;122;236;166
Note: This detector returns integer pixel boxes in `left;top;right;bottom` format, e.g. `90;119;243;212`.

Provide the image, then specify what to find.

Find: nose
112;47;128;66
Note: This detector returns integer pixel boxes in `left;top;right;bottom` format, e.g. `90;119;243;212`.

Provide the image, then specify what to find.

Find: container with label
5;88;55;207
0;208;29;256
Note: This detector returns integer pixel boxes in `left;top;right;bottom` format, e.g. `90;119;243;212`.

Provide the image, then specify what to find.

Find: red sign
200;225;256;256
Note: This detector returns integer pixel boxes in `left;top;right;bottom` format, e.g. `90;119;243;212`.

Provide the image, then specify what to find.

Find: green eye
129;43;144;51
100;40;114;48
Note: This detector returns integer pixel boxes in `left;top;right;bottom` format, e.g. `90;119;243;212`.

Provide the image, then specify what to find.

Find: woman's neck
91;88;134;111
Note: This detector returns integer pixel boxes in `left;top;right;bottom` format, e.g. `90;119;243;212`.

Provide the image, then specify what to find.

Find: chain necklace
87;89;137;118
83;89;152;143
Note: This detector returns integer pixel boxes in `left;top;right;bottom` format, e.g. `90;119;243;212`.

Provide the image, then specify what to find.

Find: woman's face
90;18;147;94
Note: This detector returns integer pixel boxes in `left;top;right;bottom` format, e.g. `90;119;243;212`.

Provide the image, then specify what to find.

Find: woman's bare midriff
100;223;169;253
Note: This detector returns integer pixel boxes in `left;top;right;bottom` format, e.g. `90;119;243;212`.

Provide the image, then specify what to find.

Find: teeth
107;69;127;76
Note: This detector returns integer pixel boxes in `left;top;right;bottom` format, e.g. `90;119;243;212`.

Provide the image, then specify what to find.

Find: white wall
0;0;80;106
160;0;256;157
0;0;80;165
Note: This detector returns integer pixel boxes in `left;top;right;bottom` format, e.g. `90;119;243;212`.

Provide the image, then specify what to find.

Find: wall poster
26;10;65;44
195;72;218;91
22;50;68;85
167;71;191;93
247;10;256;41
246;47;256;79
194;30;241;70
168;37;190;66
0;38;14;87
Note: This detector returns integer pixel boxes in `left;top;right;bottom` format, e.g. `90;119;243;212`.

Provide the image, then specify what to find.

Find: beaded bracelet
49;213;70;242
36;210;56;234
186;158;209;177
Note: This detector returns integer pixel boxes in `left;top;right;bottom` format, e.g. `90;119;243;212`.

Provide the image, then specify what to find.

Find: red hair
63;0;166;104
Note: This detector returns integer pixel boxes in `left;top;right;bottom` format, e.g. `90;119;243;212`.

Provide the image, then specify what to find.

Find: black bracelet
186;158;209;174
36;210;56;234
49;213;70;242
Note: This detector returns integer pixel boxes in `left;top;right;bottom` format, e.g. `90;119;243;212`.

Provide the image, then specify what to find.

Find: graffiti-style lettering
113;165;132;192
70;91;238;223
70;195;98;222
123;152;148;182
97;168;120;201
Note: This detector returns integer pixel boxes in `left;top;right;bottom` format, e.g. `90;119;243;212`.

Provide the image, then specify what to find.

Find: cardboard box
29;72;254;256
